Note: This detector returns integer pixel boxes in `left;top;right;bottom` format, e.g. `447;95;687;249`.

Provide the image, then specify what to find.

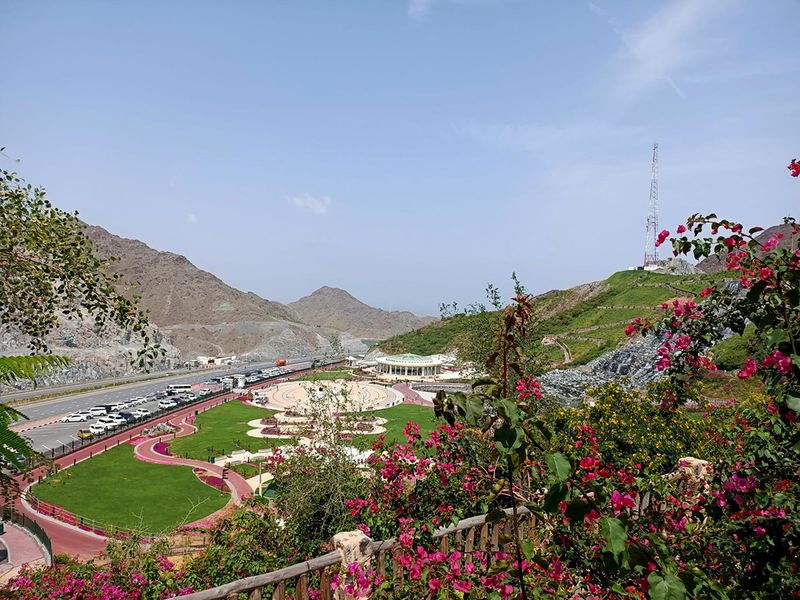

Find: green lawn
31;445;229;533
294;369;357;381
355;403;439;447
169;400;278;461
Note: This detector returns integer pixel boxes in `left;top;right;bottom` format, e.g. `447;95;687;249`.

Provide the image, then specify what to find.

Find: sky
2;1;798;315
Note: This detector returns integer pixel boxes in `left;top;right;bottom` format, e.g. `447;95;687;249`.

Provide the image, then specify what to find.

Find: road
11;357;317;453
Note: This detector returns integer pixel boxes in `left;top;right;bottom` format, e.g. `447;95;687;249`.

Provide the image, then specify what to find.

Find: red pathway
13;392;244;558
10;363;350;559
393;382;434;406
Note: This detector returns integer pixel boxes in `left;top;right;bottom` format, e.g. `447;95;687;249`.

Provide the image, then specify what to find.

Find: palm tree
0;354;69;503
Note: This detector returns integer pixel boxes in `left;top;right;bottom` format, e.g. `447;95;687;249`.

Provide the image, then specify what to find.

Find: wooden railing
180;506;536;600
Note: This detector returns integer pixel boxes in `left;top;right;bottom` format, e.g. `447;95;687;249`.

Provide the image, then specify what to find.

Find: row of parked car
61;390;204;439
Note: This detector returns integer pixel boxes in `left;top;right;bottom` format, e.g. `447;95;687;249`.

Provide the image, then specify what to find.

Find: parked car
106;413;127;426
110;402;126;412
158;399;177;410
95;417;119;430
89;423;106;435
118;412;138;423
77;429;93;439
154;391;167;399
62;411;91;423
198;388;212;396
89;406;107;417
133;408;150;418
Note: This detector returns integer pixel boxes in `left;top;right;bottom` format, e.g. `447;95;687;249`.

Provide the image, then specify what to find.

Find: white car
133;408;151;418
89;406;107;417
106;413;127;426
158;399;177;410
95;417;118;430
62;411;91;423
89;423;107;435
109;402;126;412
198;388;212;396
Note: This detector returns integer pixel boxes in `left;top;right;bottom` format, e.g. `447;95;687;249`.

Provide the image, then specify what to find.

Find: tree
0;156;162;365
0;156;162;498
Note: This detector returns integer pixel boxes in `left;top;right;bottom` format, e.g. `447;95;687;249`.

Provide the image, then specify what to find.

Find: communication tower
643;143;660;267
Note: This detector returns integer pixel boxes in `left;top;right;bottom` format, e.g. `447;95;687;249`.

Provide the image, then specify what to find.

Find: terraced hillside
379;269;728;369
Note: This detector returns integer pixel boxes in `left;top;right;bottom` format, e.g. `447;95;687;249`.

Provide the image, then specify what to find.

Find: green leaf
545;452;571;482
543;482;568;513
648;572;687;600
496;399;521;425
599;517;628;563
786;395;800;413
564;499;592;522
520;538;536;559
486;508;507;524
494;425;520;452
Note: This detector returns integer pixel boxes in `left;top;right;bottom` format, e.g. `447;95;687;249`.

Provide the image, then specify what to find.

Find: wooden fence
180;506;536;600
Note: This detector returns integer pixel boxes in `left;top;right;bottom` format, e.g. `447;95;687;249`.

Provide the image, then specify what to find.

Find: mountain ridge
288;286;436;340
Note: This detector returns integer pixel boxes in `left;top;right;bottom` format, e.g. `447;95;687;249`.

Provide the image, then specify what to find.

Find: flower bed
192;468;228;493
153;441;172;456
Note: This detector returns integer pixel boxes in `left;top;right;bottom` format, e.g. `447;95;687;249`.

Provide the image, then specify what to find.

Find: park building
375;353;445;378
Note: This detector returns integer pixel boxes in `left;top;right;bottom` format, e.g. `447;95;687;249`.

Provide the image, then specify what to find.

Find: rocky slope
288;286;436;340
83;226;368;359
0;315;183;389
698;224;796;274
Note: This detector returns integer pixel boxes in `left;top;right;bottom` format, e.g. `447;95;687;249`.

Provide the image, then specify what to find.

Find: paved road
14;358;316;453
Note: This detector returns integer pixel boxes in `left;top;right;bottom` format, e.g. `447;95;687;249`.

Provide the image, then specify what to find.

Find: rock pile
539;335;662;404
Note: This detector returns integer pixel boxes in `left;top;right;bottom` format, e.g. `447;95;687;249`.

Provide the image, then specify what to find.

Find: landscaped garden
29;445;229;533
168;400;278;461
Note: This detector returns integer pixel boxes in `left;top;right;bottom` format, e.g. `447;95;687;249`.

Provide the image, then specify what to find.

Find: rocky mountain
698;224;797;274
83;226;367;359
288;286;437;340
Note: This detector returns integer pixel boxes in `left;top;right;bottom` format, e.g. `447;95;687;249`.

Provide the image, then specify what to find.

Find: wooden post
295;574;309;600
464;527;475;566
320;568;332;600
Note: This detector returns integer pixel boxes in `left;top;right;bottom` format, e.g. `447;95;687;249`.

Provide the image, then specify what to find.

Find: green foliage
0;354;70;386
550;381;704;474
270;448;366;556
712;324;764;371
183;502;289;588
0;163;163;367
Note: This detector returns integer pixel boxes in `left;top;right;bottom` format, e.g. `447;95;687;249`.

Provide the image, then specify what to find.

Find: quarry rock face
0;315;182;390
538;335;662;403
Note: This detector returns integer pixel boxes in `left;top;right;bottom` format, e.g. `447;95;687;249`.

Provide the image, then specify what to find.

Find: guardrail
180;506;535;600
1;507;53;564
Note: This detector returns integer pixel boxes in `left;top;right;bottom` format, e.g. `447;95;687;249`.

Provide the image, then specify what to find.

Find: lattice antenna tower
643;143;660;267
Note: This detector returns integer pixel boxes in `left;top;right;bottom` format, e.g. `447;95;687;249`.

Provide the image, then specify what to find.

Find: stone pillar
331;530;373;600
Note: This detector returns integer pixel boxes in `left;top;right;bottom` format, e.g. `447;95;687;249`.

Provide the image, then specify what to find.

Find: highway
10;357;317;453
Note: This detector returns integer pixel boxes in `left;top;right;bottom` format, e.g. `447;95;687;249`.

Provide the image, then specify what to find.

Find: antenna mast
643;143;659;267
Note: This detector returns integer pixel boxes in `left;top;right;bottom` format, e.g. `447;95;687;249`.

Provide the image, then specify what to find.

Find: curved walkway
11;364;337;559
0;523;49;585
133;414;253;510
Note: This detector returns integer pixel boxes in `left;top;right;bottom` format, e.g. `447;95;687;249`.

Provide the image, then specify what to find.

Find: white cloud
589;0;731;100
289;193;332;216
408;0;501;21
186;213;198;224
408;0;434;19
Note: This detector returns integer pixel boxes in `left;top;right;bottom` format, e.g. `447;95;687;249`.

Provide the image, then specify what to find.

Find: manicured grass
169;400;277;461
356;403;439;447
31;445;229;533
295;369;357;381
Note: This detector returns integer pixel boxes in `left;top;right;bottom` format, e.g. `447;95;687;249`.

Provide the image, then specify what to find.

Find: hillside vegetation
380;269;729;368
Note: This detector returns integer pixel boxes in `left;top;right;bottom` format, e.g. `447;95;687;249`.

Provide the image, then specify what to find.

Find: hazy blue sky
2;1;798;314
